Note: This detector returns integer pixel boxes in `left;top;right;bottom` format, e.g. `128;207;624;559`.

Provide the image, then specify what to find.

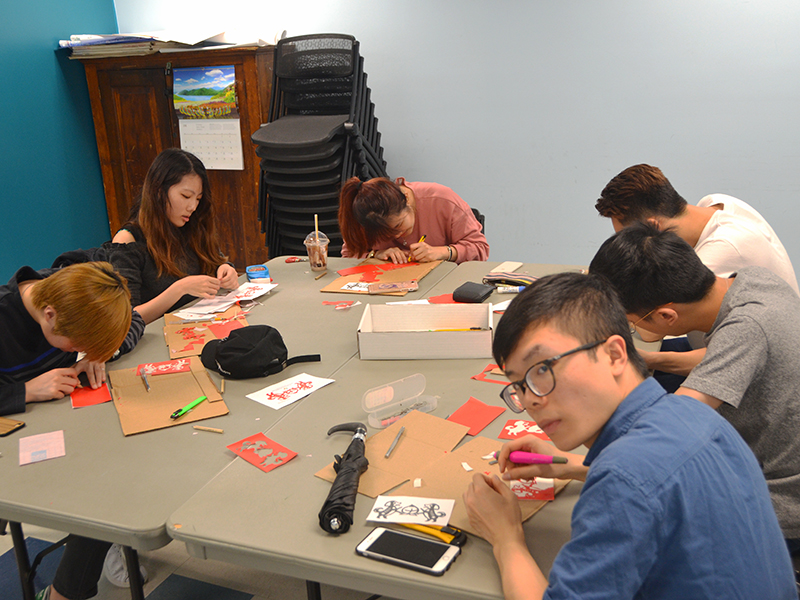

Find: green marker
170;396;207;420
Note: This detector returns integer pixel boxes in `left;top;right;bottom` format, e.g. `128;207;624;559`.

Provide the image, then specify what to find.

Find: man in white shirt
594;164;798;382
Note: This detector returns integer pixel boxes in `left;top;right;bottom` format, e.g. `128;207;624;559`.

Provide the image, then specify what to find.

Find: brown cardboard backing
108;356;227;436
320;260;442;295
314;410;569;538
163;307;248;358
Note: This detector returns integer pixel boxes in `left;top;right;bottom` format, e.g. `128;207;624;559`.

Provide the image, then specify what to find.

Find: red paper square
498;419;551;441
227;433;297;473
446;397;506;435
71;383;112;408
427;293;456;304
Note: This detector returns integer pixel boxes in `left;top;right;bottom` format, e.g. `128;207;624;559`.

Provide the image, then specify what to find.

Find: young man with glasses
590;222;800;555
594;164;799;387
462;272;795;599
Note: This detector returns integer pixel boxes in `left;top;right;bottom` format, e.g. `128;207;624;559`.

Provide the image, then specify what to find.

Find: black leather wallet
453;281;495;303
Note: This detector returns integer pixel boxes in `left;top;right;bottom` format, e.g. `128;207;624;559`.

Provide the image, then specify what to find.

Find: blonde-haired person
0;262;141;600
109;148;239;324
0;261;131;416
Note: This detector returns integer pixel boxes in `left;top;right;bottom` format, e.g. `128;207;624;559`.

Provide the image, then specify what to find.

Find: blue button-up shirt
544;378;795;599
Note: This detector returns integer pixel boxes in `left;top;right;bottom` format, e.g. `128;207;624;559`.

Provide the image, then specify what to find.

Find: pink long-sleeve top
340;179;489;263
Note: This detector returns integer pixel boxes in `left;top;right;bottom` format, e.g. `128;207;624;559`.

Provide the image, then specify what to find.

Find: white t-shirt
695;194;799;295
685;194;799;350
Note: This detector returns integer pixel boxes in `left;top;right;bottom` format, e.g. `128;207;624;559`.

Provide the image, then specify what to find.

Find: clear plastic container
361;373;438;429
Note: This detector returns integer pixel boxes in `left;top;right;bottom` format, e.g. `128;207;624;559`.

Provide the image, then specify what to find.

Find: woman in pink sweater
339;177;489;264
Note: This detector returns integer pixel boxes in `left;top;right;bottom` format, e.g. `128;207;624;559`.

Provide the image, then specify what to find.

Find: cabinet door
96;68;174;232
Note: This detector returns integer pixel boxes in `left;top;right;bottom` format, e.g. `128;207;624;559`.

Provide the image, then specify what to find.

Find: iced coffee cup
304;231;329;272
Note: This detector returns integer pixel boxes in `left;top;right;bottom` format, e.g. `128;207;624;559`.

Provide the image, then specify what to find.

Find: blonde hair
31;262;132;361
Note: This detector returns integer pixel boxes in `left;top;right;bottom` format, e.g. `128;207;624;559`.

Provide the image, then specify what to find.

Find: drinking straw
315;213;319;244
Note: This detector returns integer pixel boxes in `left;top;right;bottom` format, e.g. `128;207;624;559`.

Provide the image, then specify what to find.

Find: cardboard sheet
314;411;568;539
163;307;248;358
321;259;441;296
315;410;469;497
108;356;226;436
391;436;569;537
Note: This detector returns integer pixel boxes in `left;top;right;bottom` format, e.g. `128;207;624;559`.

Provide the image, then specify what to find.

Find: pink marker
494;451;568;464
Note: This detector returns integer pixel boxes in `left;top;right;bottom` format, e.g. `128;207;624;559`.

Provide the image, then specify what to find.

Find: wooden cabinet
80;46;275;269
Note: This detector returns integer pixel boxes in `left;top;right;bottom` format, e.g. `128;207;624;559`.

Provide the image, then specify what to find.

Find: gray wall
116;1;800;266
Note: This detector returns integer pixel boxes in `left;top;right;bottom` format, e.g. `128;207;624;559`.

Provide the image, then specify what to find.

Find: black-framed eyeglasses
499;339;607;413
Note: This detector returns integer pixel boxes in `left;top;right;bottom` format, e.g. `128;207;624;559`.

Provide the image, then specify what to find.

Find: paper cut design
511;478;556;501
446;397;506;435
337;264;380;277
498;419;551;441
19;430;65;465
71;383;112;408
175;282;277;316
246;373;335;410
471;364;509;385
367;495;454;526
227;433;297;473
321;259;440;296
163;307;249;358
136;359;191;376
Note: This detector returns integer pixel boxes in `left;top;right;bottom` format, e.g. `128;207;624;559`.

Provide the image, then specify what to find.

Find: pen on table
385;426;405;458
315;271;327;280
141;371;150;392
220;378;225;394
494;451;568;465
170;396;207;420
496;285;525;294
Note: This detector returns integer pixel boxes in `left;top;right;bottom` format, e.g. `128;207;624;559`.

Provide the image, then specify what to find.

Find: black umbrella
318;422;369;534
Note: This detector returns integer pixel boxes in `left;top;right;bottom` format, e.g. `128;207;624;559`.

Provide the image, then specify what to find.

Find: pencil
385;426;405;458
193;425;224;434
315;271;327;280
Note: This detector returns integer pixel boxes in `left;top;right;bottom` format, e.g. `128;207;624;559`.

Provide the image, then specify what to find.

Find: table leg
121;545;146;600
9;522;35;600
306;580;322;600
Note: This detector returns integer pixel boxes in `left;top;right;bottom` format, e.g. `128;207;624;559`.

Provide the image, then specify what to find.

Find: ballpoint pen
385;426;405;458
170;396;207;420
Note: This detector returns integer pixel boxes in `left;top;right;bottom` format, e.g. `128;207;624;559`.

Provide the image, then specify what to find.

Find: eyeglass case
453;281;495;303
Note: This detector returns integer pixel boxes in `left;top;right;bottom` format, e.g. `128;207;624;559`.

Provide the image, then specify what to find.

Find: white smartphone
356;527;461;576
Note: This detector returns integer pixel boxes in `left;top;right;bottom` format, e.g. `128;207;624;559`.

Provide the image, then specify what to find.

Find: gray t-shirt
683;267;800;538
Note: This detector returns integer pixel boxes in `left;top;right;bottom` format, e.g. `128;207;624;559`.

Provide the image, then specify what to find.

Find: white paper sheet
247;373;334;410
367;495;455;527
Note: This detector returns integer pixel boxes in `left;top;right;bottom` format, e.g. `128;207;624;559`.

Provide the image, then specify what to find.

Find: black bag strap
264;354;321;376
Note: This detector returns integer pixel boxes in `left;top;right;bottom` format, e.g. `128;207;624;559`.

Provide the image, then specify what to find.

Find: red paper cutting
136;359;191;376
446;397;506;435
207;318;245;339
227;433;298;474
471;364;508;385
71;383;112;408
511;478;556;501
427;293;456;304
498;419;551;441
337;264;381;277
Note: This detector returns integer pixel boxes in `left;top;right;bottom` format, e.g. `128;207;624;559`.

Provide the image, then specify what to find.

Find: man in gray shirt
590;223;800;549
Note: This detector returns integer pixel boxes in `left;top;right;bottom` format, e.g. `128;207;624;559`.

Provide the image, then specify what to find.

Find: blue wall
0;0;117;282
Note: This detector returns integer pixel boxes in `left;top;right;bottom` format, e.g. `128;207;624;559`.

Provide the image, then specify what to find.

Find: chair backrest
471;207;486;235
269;34;360;120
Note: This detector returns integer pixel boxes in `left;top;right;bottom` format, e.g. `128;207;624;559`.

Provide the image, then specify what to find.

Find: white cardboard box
357;303;493;360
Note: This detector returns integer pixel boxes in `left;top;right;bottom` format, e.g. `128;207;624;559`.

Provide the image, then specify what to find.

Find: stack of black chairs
252;34;388;258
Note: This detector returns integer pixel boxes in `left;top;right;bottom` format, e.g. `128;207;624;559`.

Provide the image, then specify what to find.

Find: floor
0;522;397;600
